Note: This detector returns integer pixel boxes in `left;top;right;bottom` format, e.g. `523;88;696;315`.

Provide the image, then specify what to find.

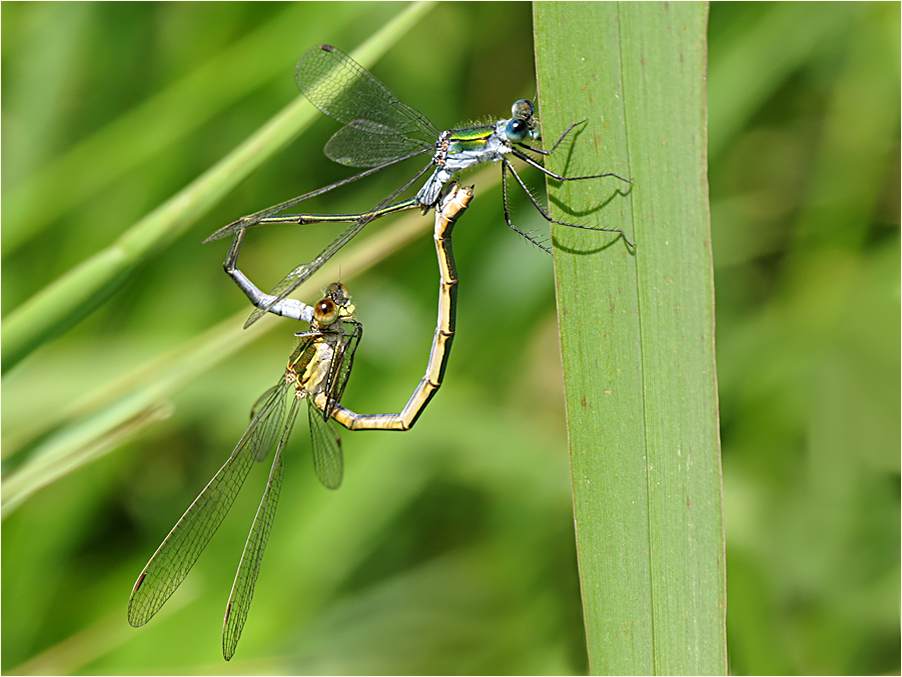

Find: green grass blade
0;1;436;374
534;3;726;674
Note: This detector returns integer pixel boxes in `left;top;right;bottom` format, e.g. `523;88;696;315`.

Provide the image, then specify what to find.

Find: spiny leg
502;157;634;248
511;146;630;184
500;161;552;253
519;119;589;156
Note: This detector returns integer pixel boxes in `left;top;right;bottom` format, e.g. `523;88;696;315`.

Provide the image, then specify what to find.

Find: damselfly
205;44;631;328
127;184;473;660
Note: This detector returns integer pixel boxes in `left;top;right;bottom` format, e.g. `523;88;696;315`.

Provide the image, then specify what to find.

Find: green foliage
709;3;900;674
2;2;898;675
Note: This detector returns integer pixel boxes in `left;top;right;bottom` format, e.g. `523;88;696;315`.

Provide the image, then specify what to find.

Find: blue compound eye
511;99;534;120
505;118;529;143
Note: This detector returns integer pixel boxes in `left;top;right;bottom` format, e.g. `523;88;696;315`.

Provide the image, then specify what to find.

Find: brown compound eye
314;298;339;325
330;282;349;301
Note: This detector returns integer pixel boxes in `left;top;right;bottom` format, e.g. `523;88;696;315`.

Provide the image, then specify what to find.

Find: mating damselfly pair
130;43;629;661
128;183;472;661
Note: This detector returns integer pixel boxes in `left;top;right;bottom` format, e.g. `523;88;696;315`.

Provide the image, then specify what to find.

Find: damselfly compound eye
511;99;534;120
314;298;339;325
505;117;530;143
328;283;350;306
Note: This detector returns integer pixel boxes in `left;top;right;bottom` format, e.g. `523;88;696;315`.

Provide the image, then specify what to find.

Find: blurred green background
2;2;898;674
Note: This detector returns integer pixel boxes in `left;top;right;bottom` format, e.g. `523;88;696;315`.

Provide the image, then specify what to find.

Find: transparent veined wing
308;399;344;490
127;378;294;627
324;121;430;168
295;44;438;144
222;395;300;661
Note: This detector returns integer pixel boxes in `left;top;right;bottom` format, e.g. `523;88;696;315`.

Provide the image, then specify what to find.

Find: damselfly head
506;99;539;143
316;282;356;324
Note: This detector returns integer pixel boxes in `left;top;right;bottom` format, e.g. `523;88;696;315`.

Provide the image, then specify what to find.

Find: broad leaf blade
535;3;726;674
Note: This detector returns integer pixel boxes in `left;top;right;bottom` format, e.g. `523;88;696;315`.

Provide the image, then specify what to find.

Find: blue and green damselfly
206;44;631;328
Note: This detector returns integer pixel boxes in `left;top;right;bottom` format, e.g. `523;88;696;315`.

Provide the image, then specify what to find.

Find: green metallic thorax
447;125;495;154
